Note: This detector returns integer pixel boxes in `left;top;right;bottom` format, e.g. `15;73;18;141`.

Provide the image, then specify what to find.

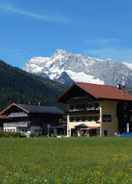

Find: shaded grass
0;137;132;183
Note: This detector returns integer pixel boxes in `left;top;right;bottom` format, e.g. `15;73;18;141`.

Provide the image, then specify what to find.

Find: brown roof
77;82;132;101
59;82;132;102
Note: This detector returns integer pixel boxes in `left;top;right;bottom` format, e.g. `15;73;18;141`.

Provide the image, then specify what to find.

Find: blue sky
0;0;132;67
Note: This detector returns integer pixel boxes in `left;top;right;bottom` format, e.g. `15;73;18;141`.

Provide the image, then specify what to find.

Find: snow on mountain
24;49;132;87
124;62;132;70
66;70;104;84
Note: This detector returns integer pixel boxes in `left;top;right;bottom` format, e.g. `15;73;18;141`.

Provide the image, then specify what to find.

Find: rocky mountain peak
24;49;132;87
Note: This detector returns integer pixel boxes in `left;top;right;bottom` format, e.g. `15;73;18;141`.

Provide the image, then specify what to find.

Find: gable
8;111;28;118
59;84;96;103
0;104;28;116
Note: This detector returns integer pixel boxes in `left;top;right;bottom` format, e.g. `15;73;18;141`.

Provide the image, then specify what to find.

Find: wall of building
66;100;119;137
3;122;29;133
100;100;118;136
4;126;17;132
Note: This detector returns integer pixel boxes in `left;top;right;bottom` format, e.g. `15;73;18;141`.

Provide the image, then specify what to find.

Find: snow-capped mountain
24;49;132;87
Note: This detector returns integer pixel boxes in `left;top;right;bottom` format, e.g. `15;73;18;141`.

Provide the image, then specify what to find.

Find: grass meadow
0;137;132;183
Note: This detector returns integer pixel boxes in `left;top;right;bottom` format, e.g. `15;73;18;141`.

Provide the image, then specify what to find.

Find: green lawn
0;137;132;184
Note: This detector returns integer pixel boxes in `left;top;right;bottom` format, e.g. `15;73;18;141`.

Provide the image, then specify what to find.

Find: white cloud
0;3;70;24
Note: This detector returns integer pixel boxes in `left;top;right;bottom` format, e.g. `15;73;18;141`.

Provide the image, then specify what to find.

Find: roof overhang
0;103;30;116
58;82;132;103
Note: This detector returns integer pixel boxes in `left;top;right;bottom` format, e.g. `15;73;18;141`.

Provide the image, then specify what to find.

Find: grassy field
0;137;132;183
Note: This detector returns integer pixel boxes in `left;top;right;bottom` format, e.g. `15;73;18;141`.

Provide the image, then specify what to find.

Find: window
103;114;112;122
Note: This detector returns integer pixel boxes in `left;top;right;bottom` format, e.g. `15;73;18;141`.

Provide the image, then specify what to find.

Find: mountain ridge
24;49;132;87
0;59;65;109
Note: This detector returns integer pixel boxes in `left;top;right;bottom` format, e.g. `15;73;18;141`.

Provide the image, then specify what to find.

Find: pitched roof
76;82;132;101
18;104;64;114
59;82;132;102
0;103;64;115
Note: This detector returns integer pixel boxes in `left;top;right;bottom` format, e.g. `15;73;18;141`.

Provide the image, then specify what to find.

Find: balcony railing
69;107;100;112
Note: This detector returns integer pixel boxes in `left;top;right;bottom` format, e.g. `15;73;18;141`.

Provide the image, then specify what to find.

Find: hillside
0;60;65;109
